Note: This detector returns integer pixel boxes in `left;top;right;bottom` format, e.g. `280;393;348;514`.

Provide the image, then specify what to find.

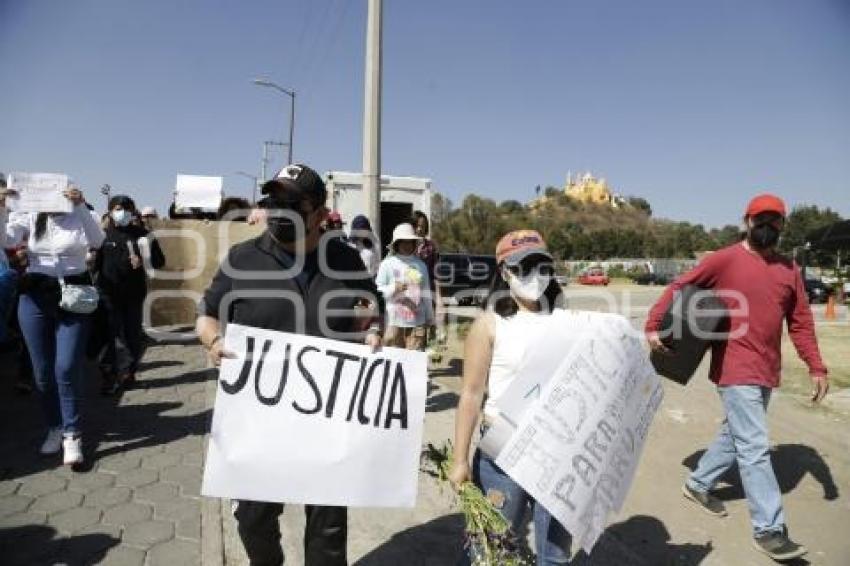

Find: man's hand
365;331;382;353
129;254;142;270
811;374;829;404
646;332;670;354
247;208;268;226
206;336;236;367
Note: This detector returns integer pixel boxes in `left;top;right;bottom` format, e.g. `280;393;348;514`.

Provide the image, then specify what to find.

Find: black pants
233;501;347;566
99;295;145;375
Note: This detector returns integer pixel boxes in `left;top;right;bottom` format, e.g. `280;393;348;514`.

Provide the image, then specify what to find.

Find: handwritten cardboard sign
492;314;663;553
7;172;71;213
202;324;428;507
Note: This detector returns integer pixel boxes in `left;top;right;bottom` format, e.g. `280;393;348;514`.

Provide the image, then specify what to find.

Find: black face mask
749;223;781;249
267;218;298;244
267;209;314;244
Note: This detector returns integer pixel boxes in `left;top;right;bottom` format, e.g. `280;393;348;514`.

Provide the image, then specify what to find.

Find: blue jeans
464;450;572;565
687;385;784;536
18;290;92;435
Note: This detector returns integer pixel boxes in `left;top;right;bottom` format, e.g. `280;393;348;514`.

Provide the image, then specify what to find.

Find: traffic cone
825;294;837;321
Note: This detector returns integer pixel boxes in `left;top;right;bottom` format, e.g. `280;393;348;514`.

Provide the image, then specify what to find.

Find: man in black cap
196;163;383;566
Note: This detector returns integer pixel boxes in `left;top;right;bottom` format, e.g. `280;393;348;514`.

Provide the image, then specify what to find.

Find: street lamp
233;171;259;204
253;78;295;165
100;184;111;210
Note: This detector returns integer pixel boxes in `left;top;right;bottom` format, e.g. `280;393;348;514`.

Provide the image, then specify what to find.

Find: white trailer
324;171;432;252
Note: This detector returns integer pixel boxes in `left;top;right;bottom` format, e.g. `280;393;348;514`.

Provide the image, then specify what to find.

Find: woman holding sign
0;182;104;468
449;230;572;565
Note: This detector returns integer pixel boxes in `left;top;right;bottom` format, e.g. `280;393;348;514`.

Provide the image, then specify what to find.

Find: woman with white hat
375;222;434;350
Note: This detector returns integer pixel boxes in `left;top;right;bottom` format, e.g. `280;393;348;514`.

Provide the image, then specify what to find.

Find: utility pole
260;140;287;185
362;0;382;243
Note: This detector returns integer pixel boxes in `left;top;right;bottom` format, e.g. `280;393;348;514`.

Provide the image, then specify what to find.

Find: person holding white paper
449;229;573;565
0;183;104;468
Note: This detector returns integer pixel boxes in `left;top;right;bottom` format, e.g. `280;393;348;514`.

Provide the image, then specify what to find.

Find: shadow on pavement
430;358;463;379
579;515;712;565
0;524;119;566
354;513;465;565
135;359;185;372
136;367;216;389
0;355;212;481
425;378;459;413
682;443;839;501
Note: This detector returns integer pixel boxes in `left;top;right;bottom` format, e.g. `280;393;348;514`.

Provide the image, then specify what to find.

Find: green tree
626;196;652;216
499;200;525;214
780;205;843;252
544;186;561;199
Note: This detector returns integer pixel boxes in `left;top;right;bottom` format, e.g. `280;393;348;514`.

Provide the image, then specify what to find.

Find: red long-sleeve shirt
645;242;827;388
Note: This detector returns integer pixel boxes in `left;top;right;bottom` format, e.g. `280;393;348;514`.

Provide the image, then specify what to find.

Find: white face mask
505;270;551;301
111;209;132;227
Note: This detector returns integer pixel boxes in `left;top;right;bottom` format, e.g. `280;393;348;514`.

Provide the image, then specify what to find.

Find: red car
578;268;610;286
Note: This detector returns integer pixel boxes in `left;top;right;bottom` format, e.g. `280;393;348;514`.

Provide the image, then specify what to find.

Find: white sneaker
40;428;63;455
62;435;84;466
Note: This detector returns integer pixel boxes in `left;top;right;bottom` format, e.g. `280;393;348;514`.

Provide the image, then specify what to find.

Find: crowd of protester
1;163;829;564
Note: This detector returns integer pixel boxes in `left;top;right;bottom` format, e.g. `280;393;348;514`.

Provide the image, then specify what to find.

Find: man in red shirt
646;193;828;562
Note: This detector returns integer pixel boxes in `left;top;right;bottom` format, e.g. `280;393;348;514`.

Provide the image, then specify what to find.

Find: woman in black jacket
95;195;165;394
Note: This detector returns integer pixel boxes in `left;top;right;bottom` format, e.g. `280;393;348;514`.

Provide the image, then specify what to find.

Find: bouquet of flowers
422;442;532;566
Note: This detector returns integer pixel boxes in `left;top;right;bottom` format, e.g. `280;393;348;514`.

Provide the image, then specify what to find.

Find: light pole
253;78;295;165
234;171;259;203
100;184;111;210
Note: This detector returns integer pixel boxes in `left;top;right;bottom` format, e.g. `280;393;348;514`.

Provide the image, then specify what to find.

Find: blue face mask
111;209;132;227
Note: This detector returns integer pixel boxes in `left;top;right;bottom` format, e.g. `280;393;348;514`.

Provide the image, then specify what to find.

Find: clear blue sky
1;0;848;228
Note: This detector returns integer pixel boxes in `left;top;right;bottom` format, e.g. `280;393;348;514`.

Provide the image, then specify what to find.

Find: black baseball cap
260;164;326;208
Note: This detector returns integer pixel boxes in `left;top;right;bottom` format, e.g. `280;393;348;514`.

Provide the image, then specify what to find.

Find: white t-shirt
0;204;105;276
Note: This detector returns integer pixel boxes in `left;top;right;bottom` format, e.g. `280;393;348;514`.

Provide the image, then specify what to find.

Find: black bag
650;284;728;385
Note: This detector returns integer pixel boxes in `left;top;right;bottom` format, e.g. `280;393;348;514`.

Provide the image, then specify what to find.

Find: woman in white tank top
450;230;572;565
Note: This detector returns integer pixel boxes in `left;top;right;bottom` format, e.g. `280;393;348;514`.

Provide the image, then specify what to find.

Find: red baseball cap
745;193;786;218
495;230;553;265
327;211;343;223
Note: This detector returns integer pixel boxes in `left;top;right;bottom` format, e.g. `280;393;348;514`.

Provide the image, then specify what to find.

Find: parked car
804;278;830;304
435;253;497;306
844;281;850;303
631;272;673;286
554;274;569;287
578;268;610;286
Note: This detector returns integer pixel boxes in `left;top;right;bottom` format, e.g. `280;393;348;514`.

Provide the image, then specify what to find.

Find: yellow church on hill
564;172;624;206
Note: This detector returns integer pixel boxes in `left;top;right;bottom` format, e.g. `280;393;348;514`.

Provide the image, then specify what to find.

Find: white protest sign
174;174;223;210
494;314;663;554
202;323;428;507
479;310;613;459
7;172;71;213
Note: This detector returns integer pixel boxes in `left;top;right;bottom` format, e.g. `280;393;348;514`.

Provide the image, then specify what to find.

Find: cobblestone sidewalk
0;338;214;566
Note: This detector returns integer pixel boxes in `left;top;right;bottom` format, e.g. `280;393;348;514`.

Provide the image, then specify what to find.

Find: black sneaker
681;483;728;517
753;528;807;562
